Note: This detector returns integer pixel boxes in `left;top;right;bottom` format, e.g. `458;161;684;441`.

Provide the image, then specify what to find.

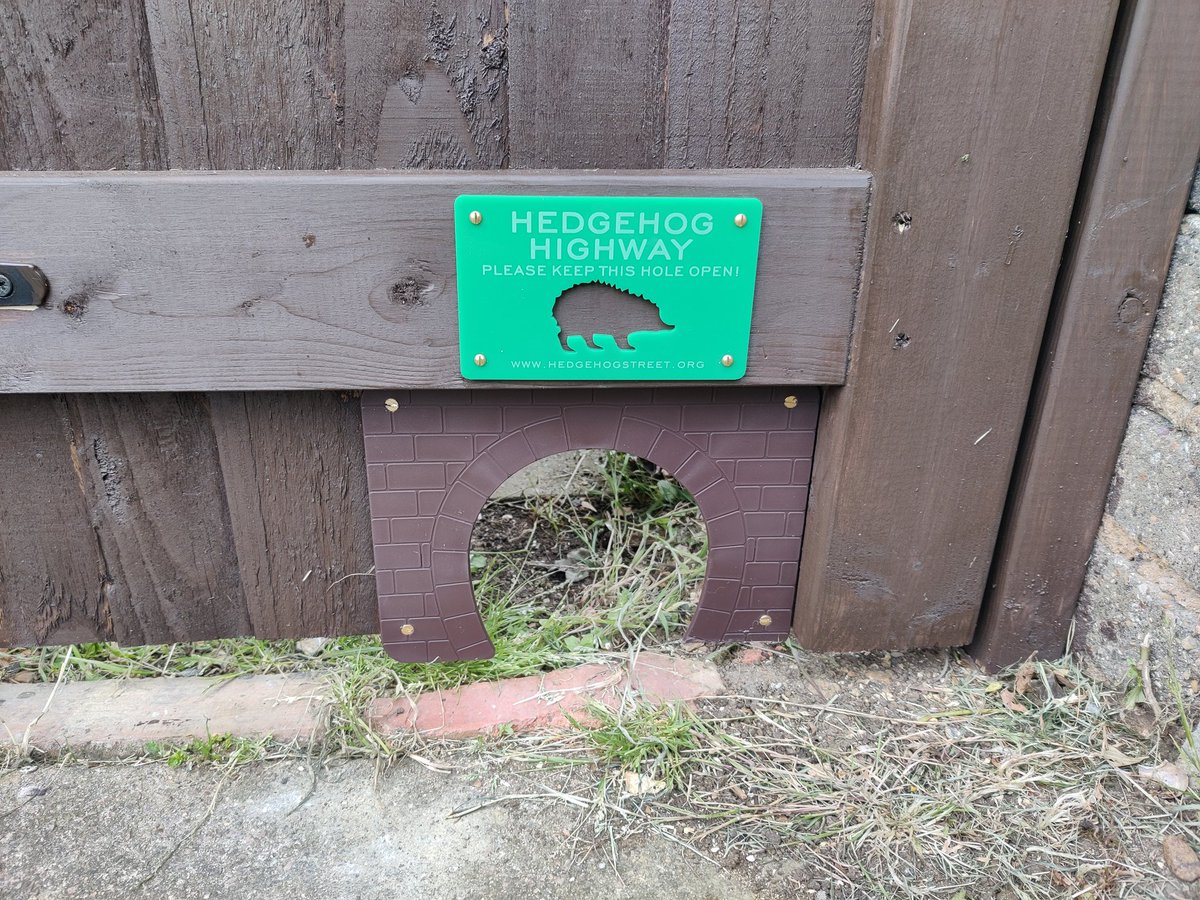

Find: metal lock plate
0;264;49;310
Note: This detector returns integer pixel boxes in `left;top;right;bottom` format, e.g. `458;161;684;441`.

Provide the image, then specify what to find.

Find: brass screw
468;210;483;225
384;397;399;413
758;615;773;627
734;213;748;228
721;354;734;367
783;395;798;409
400;623;415;636
474;353;487;367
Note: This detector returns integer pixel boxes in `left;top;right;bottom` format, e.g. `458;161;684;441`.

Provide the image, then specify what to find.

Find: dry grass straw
467;653;1199;899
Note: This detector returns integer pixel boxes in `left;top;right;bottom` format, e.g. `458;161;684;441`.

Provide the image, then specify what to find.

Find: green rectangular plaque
454;194;762;380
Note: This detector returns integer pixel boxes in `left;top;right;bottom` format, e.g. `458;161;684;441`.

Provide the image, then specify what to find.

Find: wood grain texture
1;0;876;647
972;0;1200;668
0;0;166;170
0;168;869;391
344;0;509;169
61;394;252;644
792;0;1121;651
209;392;377;638
507;0;670;168
0;398;109;646
145;0;379;641
144;0;344;169
0;0;248;647
665;0;873;168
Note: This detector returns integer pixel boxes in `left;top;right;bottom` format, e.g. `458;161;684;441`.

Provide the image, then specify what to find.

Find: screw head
468;210;483;225
384;398;399;413
758;615;773;627
400;623;415;636
1117;293;1144;325
721;354;734;368
783;395;798;409
0;274;12;299
474;353;487;367
734;213;748;228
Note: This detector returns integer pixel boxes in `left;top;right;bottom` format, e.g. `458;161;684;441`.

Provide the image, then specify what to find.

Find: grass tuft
569;700;701;789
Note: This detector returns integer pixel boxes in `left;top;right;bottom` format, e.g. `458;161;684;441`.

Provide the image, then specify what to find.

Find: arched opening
363;387;815;663
466;450;707;664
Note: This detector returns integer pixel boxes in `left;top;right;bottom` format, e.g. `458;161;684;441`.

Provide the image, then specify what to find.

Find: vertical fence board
145;0;381;639
972;0;1200;668
793;1;1121;651
0;399;108;645
0;0;165;170
0;1;250;646
145;0;345;169
65;395;251;644
507;0;670;168
665;0;873;168
208;394;376;638
344;0;509;169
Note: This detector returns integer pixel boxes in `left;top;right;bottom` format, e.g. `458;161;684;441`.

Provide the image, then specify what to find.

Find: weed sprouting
144;734;274;769
569;700;701;789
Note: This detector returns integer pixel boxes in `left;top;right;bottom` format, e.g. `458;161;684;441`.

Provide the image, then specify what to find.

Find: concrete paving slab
0;759;756;899
0;674;325;756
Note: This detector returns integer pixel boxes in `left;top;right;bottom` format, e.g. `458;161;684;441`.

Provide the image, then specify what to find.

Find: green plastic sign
454;194;762;380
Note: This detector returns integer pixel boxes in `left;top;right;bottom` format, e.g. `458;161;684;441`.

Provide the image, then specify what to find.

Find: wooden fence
0;0;1196;668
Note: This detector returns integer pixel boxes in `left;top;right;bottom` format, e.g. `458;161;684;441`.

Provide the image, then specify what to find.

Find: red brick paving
368;652;724;739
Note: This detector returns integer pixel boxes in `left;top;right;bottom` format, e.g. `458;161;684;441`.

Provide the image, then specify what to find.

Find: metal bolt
783;395;798;409
758;615;773;627
734;213;748;228
474;353;487;367
469;210;483;225
0;274;12;299
721;354;734;368
384;398;399;413
400;623;415;636
1117;293;1144;325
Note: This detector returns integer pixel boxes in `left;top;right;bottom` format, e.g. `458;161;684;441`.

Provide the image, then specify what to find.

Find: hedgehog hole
468;449;707;653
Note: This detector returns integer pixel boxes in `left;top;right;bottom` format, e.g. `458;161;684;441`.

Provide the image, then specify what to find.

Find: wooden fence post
793;1;1121;651
972;0;1200;668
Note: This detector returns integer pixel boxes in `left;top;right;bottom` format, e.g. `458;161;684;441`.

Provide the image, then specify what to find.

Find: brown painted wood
793;0;1121;651
209;392;377;639
62;394;252;644
0;168;868;392
0;397;108;646
343;0;509;169
1;0;875;647
143;0;344;170
0;0;252;647
507;0;670;168
665;0;873;168
972;0;1200;668
0;1;166;171
145;0;380;641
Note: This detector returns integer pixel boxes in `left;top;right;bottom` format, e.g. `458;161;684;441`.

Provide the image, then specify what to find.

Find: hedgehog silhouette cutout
552;280;675;351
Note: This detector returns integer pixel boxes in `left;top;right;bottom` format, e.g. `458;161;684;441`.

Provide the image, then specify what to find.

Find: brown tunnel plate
361;388;819;662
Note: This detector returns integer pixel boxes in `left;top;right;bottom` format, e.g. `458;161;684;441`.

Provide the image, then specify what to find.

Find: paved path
0;759;755;899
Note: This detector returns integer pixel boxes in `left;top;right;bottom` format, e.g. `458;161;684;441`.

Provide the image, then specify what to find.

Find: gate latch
0;264;49;310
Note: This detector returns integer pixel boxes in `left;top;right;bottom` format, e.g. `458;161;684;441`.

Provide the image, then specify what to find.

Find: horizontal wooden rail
0;169;868;392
